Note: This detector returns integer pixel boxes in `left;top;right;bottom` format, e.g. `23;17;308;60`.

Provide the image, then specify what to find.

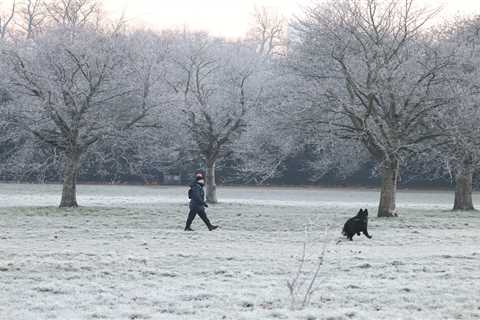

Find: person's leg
197;207;218;231
185;208;197;231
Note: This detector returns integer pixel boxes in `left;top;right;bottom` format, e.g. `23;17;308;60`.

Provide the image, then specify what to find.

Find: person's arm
191;184;207;206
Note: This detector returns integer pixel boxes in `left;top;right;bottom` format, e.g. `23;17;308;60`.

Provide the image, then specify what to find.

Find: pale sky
101;0;304;38
3;0;480;38
101;0;480;38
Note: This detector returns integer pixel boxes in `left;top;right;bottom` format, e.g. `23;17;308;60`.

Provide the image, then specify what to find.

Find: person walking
185;173;219;231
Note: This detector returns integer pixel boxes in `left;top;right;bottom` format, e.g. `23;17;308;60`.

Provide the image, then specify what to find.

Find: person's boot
184;226;194;231
198;214;217;231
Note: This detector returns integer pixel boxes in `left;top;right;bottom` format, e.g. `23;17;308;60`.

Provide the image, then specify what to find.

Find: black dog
342;209;372;241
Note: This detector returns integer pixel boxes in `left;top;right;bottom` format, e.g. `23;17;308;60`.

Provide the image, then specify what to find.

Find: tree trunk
453;168;474;211
60;151;80;208
206;160;218;204
378;160;399;217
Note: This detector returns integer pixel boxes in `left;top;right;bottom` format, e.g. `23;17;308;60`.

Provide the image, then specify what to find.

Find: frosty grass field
0;183;479;320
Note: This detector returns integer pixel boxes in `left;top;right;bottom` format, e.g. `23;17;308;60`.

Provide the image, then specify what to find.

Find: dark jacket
189;182;207;208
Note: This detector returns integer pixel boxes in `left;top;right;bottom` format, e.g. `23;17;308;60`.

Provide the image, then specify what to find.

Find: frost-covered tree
233;71;296;183
425;17;480;211
0;3;16;174
2;26;142;207
256;66;369;183
170;33;265;203
102;30;184;182
292;0;449;217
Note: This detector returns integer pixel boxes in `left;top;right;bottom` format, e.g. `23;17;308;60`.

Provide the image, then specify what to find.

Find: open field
0;184;479;319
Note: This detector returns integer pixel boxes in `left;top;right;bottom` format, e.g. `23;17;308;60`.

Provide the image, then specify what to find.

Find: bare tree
0;0;16;39
247;6;286;56
44;0;101;29
16;0;46;39
292;0;449;217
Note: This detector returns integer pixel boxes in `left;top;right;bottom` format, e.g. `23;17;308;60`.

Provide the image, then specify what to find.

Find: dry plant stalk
287;224;329;310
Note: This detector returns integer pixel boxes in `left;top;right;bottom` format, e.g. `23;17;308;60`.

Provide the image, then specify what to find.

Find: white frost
0;184;479;319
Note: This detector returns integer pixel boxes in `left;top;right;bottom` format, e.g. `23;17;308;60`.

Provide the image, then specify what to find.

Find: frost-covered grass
0;184;479;319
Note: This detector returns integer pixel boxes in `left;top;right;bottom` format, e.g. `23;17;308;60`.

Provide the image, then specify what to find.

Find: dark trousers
186;206;212;229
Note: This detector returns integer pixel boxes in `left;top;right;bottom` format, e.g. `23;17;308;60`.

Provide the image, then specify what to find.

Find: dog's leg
363;230;372;239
